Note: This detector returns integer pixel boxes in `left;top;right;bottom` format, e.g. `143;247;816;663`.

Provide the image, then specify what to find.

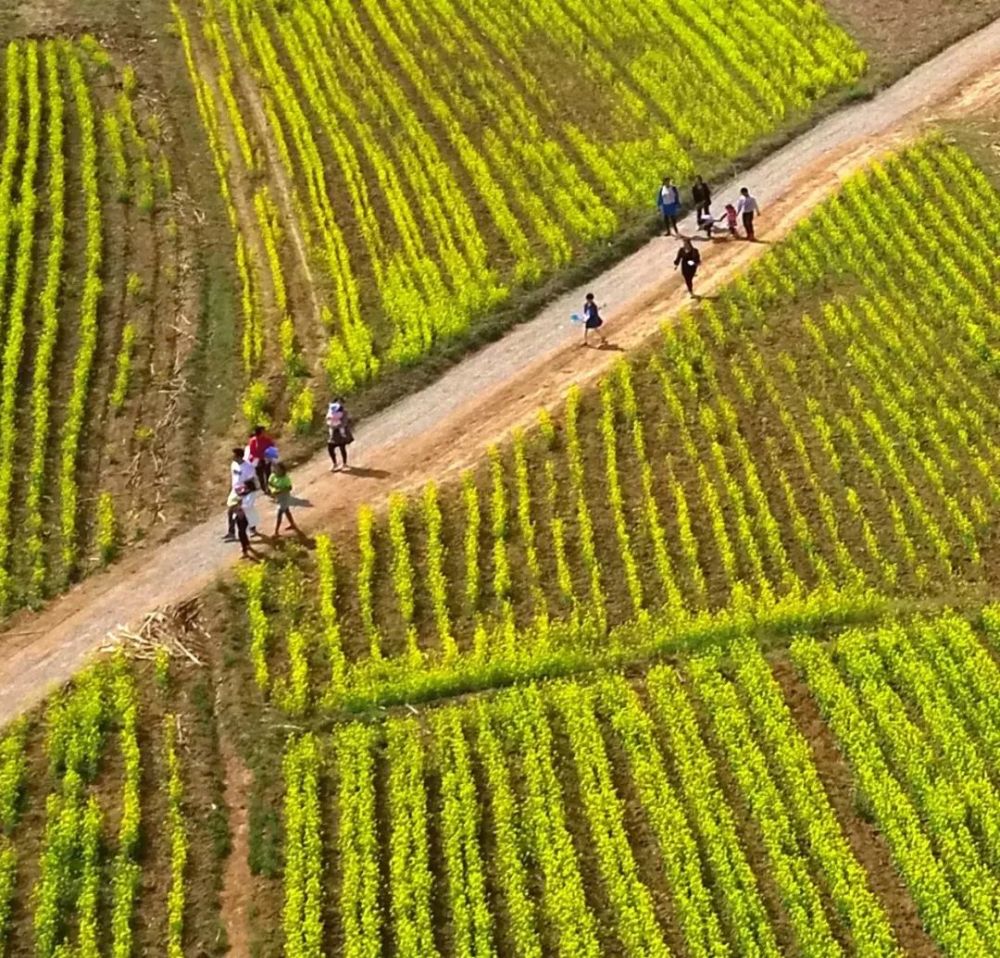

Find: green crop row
277;607;1000;956
242;139;999;714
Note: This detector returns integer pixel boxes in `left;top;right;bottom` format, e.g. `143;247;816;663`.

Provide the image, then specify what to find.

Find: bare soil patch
826;0;1000;85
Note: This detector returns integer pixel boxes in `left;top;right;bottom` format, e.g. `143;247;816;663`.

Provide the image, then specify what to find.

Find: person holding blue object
582;293;606;347
657;176;681;236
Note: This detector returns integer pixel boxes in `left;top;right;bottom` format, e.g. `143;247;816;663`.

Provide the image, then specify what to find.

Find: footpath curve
2;19;1000;725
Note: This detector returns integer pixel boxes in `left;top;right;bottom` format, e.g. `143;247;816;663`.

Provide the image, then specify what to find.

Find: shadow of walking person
339;466;392;479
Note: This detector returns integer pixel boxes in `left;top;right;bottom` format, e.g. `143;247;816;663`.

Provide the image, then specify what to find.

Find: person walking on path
674;238;702;296
269;462;300;536
736;187;760;241
582;292;607;347
225;447;256;541
229;485;259;559
326;399;354;472
657;177;681;236
692;175;711;218
241;477;261;538
247;425;276;494
721;203;739;237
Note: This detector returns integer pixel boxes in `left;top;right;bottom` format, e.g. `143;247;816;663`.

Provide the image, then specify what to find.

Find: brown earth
825;0;1000;85
218;739;253;958
2;20;1000;728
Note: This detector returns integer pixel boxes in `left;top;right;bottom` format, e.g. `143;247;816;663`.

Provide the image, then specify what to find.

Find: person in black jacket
692;175;711;218
674;238;701;296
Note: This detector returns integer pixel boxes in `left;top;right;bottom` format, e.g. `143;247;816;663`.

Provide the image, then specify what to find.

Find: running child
269;462;299;536
582;293;606;347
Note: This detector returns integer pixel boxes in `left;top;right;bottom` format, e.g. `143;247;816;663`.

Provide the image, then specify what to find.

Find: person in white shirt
736;187;760;241
225;447;257;541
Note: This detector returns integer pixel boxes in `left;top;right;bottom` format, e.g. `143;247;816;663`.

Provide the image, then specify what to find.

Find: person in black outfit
674;238;701;296
692;175;711;218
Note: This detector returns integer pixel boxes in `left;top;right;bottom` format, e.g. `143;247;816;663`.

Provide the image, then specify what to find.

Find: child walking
269;462;299;536
721;203;739;237
582;293;607;347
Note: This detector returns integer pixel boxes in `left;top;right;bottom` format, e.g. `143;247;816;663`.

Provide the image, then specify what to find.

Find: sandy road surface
2;20;1000;725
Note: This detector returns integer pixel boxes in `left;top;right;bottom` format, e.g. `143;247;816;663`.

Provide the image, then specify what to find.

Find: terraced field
0;136;997;956
0;603;997;957
241;138;1000;711
171;0;866;418
0;2;999;955
0;37;195;614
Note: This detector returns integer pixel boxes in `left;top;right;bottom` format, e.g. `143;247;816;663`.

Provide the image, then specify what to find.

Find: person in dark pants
326;399;354;471
582;292;606;347
674;239;701;296
657;177;681;236
229;487;254;558
737;187;760;241
225;447;256;541
247;425;275;494
692;175;711;218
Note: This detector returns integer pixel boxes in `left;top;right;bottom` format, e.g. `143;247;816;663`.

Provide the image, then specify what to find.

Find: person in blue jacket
657;176;681;236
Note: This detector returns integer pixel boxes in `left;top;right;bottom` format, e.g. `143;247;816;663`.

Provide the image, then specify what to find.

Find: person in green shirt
268;462;299;537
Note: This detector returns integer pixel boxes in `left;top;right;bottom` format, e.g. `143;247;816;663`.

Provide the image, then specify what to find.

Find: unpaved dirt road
2;19;1000;726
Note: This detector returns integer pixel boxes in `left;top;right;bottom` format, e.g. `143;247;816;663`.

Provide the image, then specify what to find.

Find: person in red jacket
247;425;276;493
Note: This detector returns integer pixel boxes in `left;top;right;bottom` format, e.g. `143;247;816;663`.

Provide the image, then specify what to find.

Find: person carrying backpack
326;399;354;471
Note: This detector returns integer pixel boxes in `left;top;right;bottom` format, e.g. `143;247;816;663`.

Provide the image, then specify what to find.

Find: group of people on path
658;175;760;244
660;175;761;297
222;173;760;550
223;398;357;559
582;175;762;344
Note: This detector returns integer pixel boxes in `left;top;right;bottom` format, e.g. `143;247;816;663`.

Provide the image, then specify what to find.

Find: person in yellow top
268;462;299;537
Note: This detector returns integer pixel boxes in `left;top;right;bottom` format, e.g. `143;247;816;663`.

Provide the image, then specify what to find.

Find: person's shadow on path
261;529;318;550
340;466;392;479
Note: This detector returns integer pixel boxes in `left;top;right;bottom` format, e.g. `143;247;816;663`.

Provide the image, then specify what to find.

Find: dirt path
2;21;1000;726
219;742;254;957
